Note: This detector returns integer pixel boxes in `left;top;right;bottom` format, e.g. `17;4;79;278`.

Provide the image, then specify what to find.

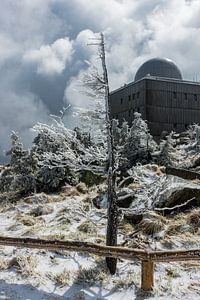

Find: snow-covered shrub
0;132;38;200
112;113;157;168
155;124;200;168
157;132;177;166
0;118;107;201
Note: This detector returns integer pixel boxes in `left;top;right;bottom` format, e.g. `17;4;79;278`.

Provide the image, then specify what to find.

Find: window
132;93;135;100
194;94;197;101
137;92;140;98
184;93;187;100
128;95;131;102
185;124;188;129
116;114;118;119
129;110;131;117
174;123;177;129
173;92;177;98
120;98;123;104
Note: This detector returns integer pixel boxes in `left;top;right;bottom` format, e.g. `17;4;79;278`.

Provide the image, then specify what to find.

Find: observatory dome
134;57;182;81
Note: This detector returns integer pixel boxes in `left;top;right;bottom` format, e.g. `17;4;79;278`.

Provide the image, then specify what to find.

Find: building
109;57;200;136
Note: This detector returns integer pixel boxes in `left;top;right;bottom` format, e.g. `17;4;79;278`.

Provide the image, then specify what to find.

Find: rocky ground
0;165;199;299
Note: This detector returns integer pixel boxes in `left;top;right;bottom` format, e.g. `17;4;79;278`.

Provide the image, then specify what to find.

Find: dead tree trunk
100;32;118;274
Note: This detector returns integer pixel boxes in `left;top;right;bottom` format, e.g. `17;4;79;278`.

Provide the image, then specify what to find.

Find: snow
0;187;198;299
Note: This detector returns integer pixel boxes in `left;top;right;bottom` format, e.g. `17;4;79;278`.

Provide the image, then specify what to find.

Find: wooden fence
0;236;199;291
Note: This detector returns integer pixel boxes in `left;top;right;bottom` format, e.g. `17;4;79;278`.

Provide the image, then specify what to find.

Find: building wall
146;78;200;135
109;80;147;125
109;77;200;136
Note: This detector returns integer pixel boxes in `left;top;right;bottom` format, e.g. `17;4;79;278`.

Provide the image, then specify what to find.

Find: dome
134;57;182;81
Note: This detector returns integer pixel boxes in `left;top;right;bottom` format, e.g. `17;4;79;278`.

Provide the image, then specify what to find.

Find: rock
154;175;200;209
92;188;135;209
29;205;53;217
76;182;88;194
166;166;200;180
24;193;49;204
116;190;135;208
124;211;143;224
92;192;107;209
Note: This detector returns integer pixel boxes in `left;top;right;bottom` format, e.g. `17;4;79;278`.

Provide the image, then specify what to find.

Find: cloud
23;37;74;75
1;0;200;162
0;91;49;162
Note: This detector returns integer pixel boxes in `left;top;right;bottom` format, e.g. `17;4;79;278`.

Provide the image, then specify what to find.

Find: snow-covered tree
0;109;109;200
0;132;38;200
75;33;118;274
114;112;156;168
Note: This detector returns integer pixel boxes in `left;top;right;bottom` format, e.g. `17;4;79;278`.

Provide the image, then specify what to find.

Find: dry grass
51;269;73;286
186;208;200;227
9;255;38;277
112;274;137;289
15;214;36;226
76;182;88;194
56;215;71;225
139;212;167;235
77;221;97;234
188;280;200;292
44;233;67;241
192;178;200;184
23;193;51;204
28;205;53;217
75;260;138;289
166;219;184;235
145;164;165;176
60;185;80;197
166;209;200;236
180;261;200;270
127;183;141;190
82;196;93;204
81;202;92;212
127;236;149;249
66;231;89;241
121;222;135;236
75;260;108;286
0;257;11;270
165;267;181;278
0;202;15;213
66;228;105;244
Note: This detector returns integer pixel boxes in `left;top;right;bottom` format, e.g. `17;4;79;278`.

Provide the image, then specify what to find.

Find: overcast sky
0;0;200;162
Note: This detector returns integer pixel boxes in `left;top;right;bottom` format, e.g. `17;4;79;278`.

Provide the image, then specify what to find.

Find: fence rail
0;236;199;291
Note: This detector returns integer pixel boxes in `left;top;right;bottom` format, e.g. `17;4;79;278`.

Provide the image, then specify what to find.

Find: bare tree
99;33;118;274
80;32;118;274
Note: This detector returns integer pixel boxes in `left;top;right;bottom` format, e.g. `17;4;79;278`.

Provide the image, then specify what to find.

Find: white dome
134;57;183;81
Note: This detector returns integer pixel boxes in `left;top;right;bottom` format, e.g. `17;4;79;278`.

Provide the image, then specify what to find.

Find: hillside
0;164;199;299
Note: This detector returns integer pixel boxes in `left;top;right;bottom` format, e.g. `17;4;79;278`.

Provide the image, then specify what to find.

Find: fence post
141;260;154;291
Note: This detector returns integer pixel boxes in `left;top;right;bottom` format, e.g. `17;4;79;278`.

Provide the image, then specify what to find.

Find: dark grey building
109;58;200;136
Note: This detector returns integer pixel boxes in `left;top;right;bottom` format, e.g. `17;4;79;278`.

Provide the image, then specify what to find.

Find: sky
0;0;200;162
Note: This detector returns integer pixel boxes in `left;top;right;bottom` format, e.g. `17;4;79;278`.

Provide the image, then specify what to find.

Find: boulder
76;182;88;194
116;190;135;208
154;175;200;209
124;211;143;224
92;192;107;209
29;205;53;217
92;188;135;209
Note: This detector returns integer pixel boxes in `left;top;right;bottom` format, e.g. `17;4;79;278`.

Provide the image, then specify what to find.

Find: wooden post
141;260;154;291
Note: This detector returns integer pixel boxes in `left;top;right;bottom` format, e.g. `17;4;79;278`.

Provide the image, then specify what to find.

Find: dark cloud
1;0;200;162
